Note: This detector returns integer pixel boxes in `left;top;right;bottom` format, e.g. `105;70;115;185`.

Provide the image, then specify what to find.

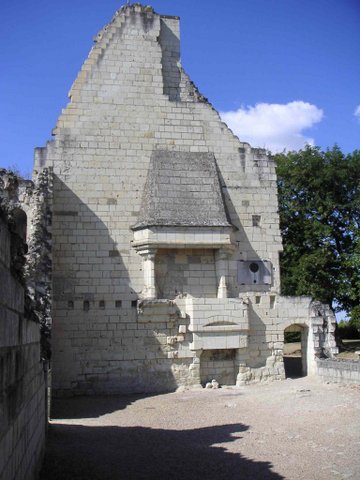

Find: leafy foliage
337;319;360;340
349;305;360;329
284;332;301;343
274;145;360;319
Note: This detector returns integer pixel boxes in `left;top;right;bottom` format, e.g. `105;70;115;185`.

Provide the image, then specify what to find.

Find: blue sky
0;0;359;176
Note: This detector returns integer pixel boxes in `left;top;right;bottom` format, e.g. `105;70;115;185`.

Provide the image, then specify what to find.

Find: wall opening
252;215;261;227
12;208;27;241
270;295;276;309
283;324;308;378
200;349;236;386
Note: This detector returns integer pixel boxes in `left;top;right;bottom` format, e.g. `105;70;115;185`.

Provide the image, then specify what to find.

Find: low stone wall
316;358;360;384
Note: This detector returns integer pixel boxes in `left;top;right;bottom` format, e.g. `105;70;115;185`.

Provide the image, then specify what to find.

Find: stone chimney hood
131;150;235;251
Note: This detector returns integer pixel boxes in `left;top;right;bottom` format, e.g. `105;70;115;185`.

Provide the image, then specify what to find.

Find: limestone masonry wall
0;201;46;480
155;249;217;299
34;4;338;395
316;359;360;385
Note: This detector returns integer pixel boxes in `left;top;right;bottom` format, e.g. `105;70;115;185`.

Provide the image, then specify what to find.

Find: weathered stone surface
31;3;338;396
316;358;360;384
0;191;48;480
133;151;231;229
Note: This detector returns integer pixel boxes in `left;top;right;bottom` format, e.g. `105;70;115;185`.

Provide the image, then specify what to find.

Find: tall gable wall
35;5;336;395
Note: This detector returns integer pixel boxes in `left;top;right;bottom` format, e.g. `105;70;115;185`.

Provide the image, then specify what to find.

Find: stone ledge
132;226;234;251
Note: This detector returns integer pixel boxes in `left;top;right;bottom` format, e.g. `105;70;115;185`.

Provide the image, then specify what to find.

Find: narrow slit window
252;215;261;227
270;296;276;309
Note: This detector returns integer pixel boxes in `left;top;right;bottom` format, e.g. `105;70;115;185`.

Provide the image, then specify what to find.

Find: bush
349;306;360;330
337;320;360;340
284;332;301;343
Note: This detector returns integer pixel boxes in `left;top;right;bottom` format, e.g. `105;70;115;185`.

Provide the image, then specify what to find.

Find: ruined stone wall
25;169;53;363
56;299;196;395
200;350;236;386
0;211;46;480
155;249;217;299
235;295;338;384
0;169;52;479
0;168;53;361
33;4;338;394
34;4;283;395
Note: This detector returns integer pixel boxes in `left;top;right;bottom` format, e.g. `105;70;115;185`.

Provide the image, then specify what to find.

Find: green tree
349;305;360;329
274;145;360;320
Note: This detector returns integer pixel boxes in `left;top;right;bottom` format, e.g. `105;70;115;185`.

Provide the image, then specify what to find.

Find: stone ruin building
9;3;339;398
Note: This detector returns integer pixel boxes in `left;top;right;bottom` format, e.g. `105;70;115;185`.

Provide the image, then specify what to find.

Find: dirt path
40;377;360;480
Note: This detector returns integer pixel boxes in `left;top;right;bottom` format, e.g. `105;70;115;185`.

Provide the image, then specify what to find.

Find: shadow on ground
50;393;160;419
40;421;284;480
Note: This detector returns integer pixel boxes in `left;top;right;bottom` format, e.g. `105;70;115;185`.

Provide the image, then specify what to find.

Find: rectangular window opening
99;300;105;309
270;295;276;309
252;215;261;227
115;300;122;308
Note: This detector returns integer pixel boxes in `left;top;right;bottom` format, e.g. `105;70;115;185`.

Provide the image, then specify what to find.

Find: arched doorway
283;324;308;378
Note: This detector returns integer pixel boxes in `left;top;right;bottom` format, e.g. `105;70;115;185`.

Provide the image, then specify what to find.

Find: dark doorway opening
283;325;308;378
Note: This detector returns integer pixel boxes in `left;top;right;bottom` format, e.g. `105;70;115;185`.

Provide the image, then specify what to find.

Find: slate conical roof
132;151;232;230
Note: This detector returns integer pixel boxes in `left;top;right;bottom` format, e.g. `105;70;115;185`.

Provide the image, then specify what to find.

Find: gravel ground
40;377;360;480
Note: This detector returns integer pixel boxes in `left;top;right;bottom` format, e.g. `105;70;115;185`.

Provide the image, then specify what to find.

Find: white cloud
220;101;323;153
354;105;360;119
